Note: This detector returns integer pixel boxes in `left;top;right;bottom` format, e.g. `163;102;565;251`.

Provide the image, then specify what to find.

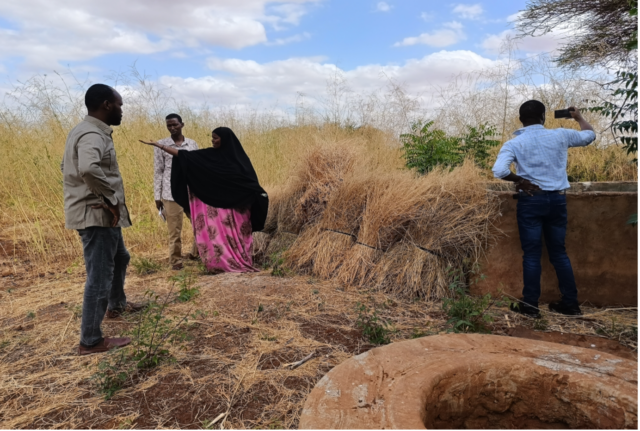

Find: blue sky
0;1;566;107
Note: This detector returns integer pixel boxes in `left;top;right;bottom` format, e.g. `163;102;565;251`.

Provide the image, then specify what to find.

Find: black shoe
549;301;582;316
510;300;541;319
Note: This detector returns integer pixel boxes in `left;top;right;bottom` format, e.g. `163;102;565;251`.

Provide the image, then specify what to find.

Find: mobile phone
554;108;574;119
158;209;166;222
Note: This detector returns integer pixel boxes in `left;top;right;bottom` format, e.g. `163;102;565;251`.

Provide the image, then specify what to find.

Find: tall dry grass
0;61;636;269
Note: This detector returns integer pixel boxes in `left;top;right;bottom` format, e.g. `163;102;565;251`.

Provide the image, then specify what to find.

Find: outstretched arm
140;140;180;157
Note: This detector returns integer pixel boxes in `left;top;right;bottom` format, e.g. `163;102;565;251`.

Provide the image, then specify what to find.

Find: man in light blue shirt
492;100;596;318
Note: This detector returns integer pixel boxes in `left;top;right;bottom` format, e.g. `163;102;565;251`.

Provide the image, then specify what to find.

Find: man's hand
568;106;594;132
155;200;164;211
92;200;120;227
515;179;541;196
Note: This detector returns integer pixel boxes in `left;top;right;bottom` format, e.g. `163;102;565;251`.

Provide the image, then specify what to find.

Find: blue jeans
77;227;130;347
516;194;578;308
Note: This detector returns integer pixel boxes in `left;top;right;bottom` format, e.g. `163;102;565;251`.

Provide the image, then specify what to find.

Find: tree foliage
591;0;640;225
517;0;638;69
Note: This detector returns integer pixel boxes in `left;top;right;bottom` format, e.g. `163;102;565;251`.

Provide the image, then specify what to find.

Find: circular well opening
423;364;629;429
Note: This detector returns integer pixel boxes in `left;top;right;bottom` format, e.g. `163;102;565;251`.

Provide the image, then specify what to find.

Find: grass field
0;111;636;269
0;94;637;429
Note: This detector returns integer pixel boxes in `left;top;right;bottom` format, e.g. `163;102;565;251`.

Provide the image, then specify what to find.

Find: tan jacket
62;116;131;229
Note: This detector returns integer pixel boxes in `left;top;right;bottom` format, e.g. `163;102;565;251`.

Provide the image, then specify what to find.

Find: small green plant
260;333;278;342
201;418;217;429
92;287;199;399
170;270;199;302
131;256;163;275
442;268;507;334
533;316;549;331
269;252;290;277
355;302;393;345
117;418;134;429
311;289;319;295
0;340;10;350
26;311;36;319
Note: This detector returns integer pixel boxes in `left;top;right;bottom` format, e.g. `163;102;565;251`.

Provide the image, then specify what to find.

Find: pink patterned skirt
189;194;258;273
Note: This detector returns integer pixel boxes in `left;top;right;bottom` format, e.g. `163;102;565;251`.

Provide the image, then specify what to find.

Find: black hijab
171;127;269;231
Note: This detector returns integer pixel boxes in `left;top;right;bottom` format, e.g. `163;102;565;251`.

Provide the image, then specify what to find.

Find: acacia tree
517;0;638;69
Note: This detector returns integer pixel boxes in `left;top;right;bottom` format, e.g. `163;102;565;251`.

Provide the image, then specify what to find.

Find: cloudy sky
0;0;567;108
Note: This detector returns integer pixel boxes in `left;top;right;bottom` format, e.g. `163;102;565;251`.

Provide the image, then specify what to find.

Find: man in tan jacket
62;83;144;355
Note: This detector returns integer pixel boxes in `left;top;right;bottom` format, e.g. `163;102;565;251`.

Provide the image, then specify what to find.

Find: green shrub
401;121;462;174
459;124;500;169
401;121;500;173
442;268;508;334
355;302;393;345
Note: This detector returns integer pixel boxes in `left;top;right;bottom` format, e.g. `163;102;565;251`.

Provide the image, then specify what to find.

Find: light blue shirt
492;125;596;191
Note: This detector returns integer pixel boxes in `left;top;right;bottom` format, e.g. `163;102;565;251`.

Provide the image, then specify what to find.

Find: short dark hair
166;113;183;123
85;84;116;111
519;100;546;122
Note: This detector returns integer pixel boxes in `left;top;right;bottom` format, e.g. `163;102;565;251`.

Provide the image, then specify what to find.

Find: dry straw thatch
259;140;502;300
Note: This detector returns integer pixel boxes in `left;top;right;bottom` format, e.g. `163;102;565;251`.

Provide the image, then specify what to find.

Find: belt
517;189;566;196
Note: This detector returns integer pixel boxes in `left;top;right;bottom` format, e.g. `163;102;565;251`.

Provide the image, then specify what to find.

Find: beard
110;114;123;126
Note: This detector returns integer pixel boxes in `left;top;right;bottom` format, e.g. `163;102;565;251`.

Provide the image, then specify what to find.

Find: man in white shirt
492;100;596;318
153;113;199;270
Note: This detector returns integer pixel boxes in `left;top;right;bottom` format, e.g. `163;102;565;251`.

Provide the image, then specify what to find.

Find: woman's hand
142;140;180;156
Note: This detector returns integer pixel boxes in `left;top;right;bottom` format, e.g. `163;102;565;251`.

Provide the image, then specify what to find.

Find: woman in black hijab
140;127;268;273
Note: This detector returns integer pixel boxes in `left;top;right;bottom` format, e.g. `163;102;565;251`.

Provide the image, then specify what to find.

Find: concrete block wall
472;183;638;307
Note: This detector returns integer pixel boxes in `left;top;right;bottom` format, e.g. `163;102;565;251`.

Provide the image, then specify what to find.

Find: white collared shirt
153;137;199;201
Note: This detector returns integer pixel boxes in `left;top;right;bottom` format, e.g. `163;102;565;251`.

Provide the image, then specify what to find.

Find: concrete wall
472;183;638;307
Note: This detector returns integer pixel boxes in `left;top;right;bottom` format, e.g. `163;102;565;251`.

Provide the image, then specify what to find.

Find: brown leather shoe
106;302;149;319
172;263;184;270
78;337;131;355
124;301;148;313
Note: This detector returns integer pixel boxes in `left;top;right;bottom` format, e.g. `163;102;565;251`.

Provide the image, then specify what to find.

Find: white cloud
266;32;311;46
481;18;580;56
162;50;501;107
420;12;435;22
0;0;318;69
394;22;465;48
375;2;393;12
452;3;483;20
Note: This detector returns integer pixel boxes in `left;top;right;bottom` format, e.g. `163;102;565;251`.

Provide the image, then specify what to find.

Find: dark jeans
77;227;130;347
516;193;578;308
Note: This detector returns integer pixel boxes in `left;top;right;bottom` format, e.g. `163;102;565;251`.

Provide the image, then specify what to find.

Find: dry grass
260;143;501;300
0;243;636;429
